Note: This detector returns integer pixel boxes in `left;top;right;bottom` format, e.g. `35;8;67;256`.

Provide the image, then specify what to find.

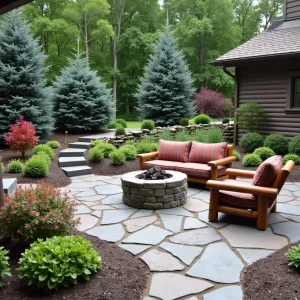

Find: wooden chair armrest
136;152;159;159
207;156;236;167
206;180;278;197
225;168;256;178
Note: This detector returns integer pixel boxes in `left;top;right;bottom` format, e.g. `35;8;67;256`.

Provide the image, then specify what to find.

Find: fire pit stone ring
121;170;188;209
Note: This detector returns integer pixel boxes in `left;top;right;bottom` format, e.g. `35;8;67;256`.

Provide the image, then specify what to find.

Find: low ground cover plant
0;247;11;288
175;130;190;141
91;141;116;157
206;128;223;143
24;155;49;178
240;132;264;153
115;126;125;136
109;150;126;165
242;153;262;167
264;134;289;155
19;236;102;290
233;150;241;161
141;120;155;130
283;154;300;165
7;159;24;173
46;140;60;149
119;145;137;160
253;147;275;161
135;137;158;154
289;136;300;156
89;147;104;162
115;118;127;128
33;144;54;159
32;152;51;166
286;245;300;269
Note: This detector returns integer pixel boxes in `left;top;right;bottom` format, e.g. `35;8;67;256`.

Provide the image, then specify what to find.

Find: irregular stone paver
104;178;122;185
288;199;300;206
193;191;210;203
95;184;123;195
268;213;288;224
279;213;300;222
187;242;244;283
101;209;136;225
149;273;213;300
237;249;273;265
220;225;288;249
112;204;131;209
91;210;102;218
122;225;173;245
187;187;201;197
203;286;243;300
140;249;184;271
160;214;183;233
184;217;207;230
92;205;115;210
272;221;300;242
156;207;193;217
74;205;91;215
284;184;300;192
170;228;221;246
83;175;113;181
143;297;155;300
76;214;99;231
185;297;198;300
197;211;228;228
102;193;123;205
160;242;202;265
294;191;300;197
119;244;151;255
68;182;99;189
76;195;106;202
131;210;154;219
123;216;157;233
277;203;300;215
86;224;125;242
279;189;293;196
277;195;295;203
75;190;97;197
183;198;209;212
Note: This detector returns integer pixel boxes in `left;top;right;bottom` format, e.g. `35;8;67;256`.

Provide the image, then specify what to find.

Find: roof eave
0;0;33;15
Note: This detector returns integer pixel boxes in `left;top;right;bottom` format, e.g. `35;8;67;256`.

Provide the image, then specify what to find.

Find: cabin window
292;77;300;108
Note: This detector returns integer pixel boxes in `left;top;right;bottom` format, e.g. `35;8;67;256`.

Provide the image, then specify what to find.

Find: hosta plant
286;245;300;269
0;247;11;288
18;236;102;290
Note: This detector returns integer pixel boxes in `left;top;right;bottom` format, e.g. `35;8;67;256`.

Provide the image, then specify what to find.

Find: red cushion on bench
176;163;226;179
158;140;191;162
143;160;179;171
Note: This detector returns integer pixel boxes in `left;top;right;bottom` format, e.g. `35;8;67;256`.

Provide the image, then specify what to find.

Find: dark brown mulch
242;242;300;300
0;231;150;300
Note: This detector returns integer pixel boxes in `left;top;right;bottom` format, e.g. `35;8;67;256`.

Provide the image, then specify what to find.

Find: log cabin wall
285;0;300;21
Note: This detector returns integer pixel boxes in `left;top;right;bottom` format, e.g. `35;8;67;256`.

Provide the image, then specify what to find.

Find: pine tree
52;58;114;132
135;24;195;126
0;11;53;142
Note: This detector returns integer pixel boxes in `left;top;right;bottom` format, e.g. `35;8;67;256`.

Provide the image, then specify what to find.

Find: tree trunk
84;11;89;64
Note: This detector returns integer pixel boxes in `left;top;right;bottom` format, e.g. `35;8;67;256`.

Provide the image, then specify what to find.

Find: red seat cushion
175;163;226;179
252;155;282;187
158;140;191;163
143;160;179;171
188;141;228;164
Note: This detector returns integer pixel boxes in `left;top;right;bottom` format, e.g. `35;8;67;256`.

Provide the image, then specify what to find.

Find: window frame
286;72;300;113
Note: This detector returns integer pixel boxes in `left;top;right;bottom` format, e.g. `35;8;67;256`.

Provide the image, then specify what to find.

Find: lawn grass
126;121;142;129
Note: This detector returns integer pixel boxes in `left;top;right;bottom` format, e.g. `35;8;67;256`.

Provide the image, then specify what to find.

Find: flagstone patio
37;175;300;300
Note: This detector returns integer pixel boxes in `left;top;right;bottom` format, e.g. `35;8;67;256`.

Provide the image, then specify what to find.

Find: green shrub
206;128;224;143
0;162;4;174
7;159;24;173
141;119;155;130
233;150;241;161
286;245;300;269
107;121;119;129
19;236;101;290
0;247;11;288
135;138;158;154
33;144;54;159
24;156;49;178
264;134;289;155
242;154;262;167
283;154;300;165
192;129;206;142
253;147;275;161
46;140;60;149
119;145;137;160
115;126;125;136
0;182;78;242
89;147;104;162
222;118;230;124
159;129;173;141
109;150;126;165
180;118;189;126
194;114;211;124
91;141;116;157
175;130;190;141
289;136;300;156
32;151;51;166
115;118;127;128
240;132;264;153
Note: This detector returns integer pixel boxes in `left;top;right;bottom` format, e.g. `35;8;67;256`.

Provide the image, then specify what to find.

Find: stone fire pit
121;170;187;209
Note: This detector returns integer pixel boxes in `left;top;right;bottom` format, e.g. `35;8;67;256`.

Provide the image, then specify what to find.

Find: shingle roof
212;25;300;66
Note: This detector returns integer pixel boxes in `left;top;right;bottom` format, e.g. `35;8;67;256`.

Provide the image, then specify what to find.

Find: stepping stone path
51;155;300;299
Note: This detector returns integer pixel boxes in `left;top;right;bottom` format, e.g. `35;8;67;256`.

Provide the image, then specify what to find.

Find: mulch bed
242;242;300;300
0;231;150;300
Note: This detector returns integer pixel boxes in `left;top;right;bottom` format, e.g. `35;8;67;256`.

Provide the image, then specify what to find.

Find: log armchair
206;156;295;230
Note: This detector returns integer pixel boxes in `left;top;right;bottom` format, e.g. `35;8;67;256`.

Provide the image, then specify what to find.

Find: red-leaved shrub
0;181;78;242
4;116;38;158
194;88;224;118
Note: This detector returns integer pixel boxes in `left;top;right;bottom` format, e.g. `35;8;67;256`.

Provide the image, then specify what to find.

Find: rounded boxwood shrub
33;144;54;159
46;140;60;149
0;247;11;288
289;136;300;156
180;118;189;126
283;154;300;165
115;126;125;136
222;118;230;124
194;114;211;124
240;132;264;153
141;120;155;130
19;236;101;290
107;121;119;129
115;118;127;128
233;150;241;161
242;154;262;167
89;147;104;162
32;151;51;166
24;156;49;178
119;145;137;160
0;182;78;242
91;141;116;157
264;134;289;155
109;150;126;165
7;159;24;173
253;147;275;161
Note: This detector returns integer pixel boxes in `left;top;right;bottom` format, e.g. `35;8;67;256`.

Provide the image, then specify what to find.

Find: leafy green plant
7;159;24;173
180;118;189;126
236;102;266;132
18;236;101;290
109;150;126;165
253;147;275;161
222;118;230;124
135;138;158;154
240;132;264;153
286;245;300;269
283;154;300;165
24;155;49;178
115;118;127;128
159;129;173;141
46;140;60;149
32;151;51;166
194;114;211;124
115;126;125;136
206;128;224;143
192;129;206;142
141;119;155;130
289;136;300;156
0;247;11;288
91;141;116;157
233;150;241;161
175;130;190;141
107;121;119;129
119;145;137;160
89;147;104;162
242;154;262;167
264;134;289;155
33;144;54;159
0;181;78;242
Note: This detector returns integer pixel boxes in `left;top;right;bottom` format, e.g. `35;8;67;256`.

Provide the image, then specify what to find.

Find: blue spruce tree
0;11;53;141
135;24;195;126
52;58;114;132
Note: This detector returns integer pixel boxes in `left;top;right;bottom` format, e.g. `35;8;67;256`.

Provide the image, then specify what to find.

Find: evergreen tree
52;58;114;132
0;11;53;141
135;24;195;126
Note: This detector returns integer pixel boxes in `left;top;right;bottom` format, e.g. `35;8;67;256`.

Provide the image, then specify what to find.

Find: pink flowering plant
0;181;78;242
